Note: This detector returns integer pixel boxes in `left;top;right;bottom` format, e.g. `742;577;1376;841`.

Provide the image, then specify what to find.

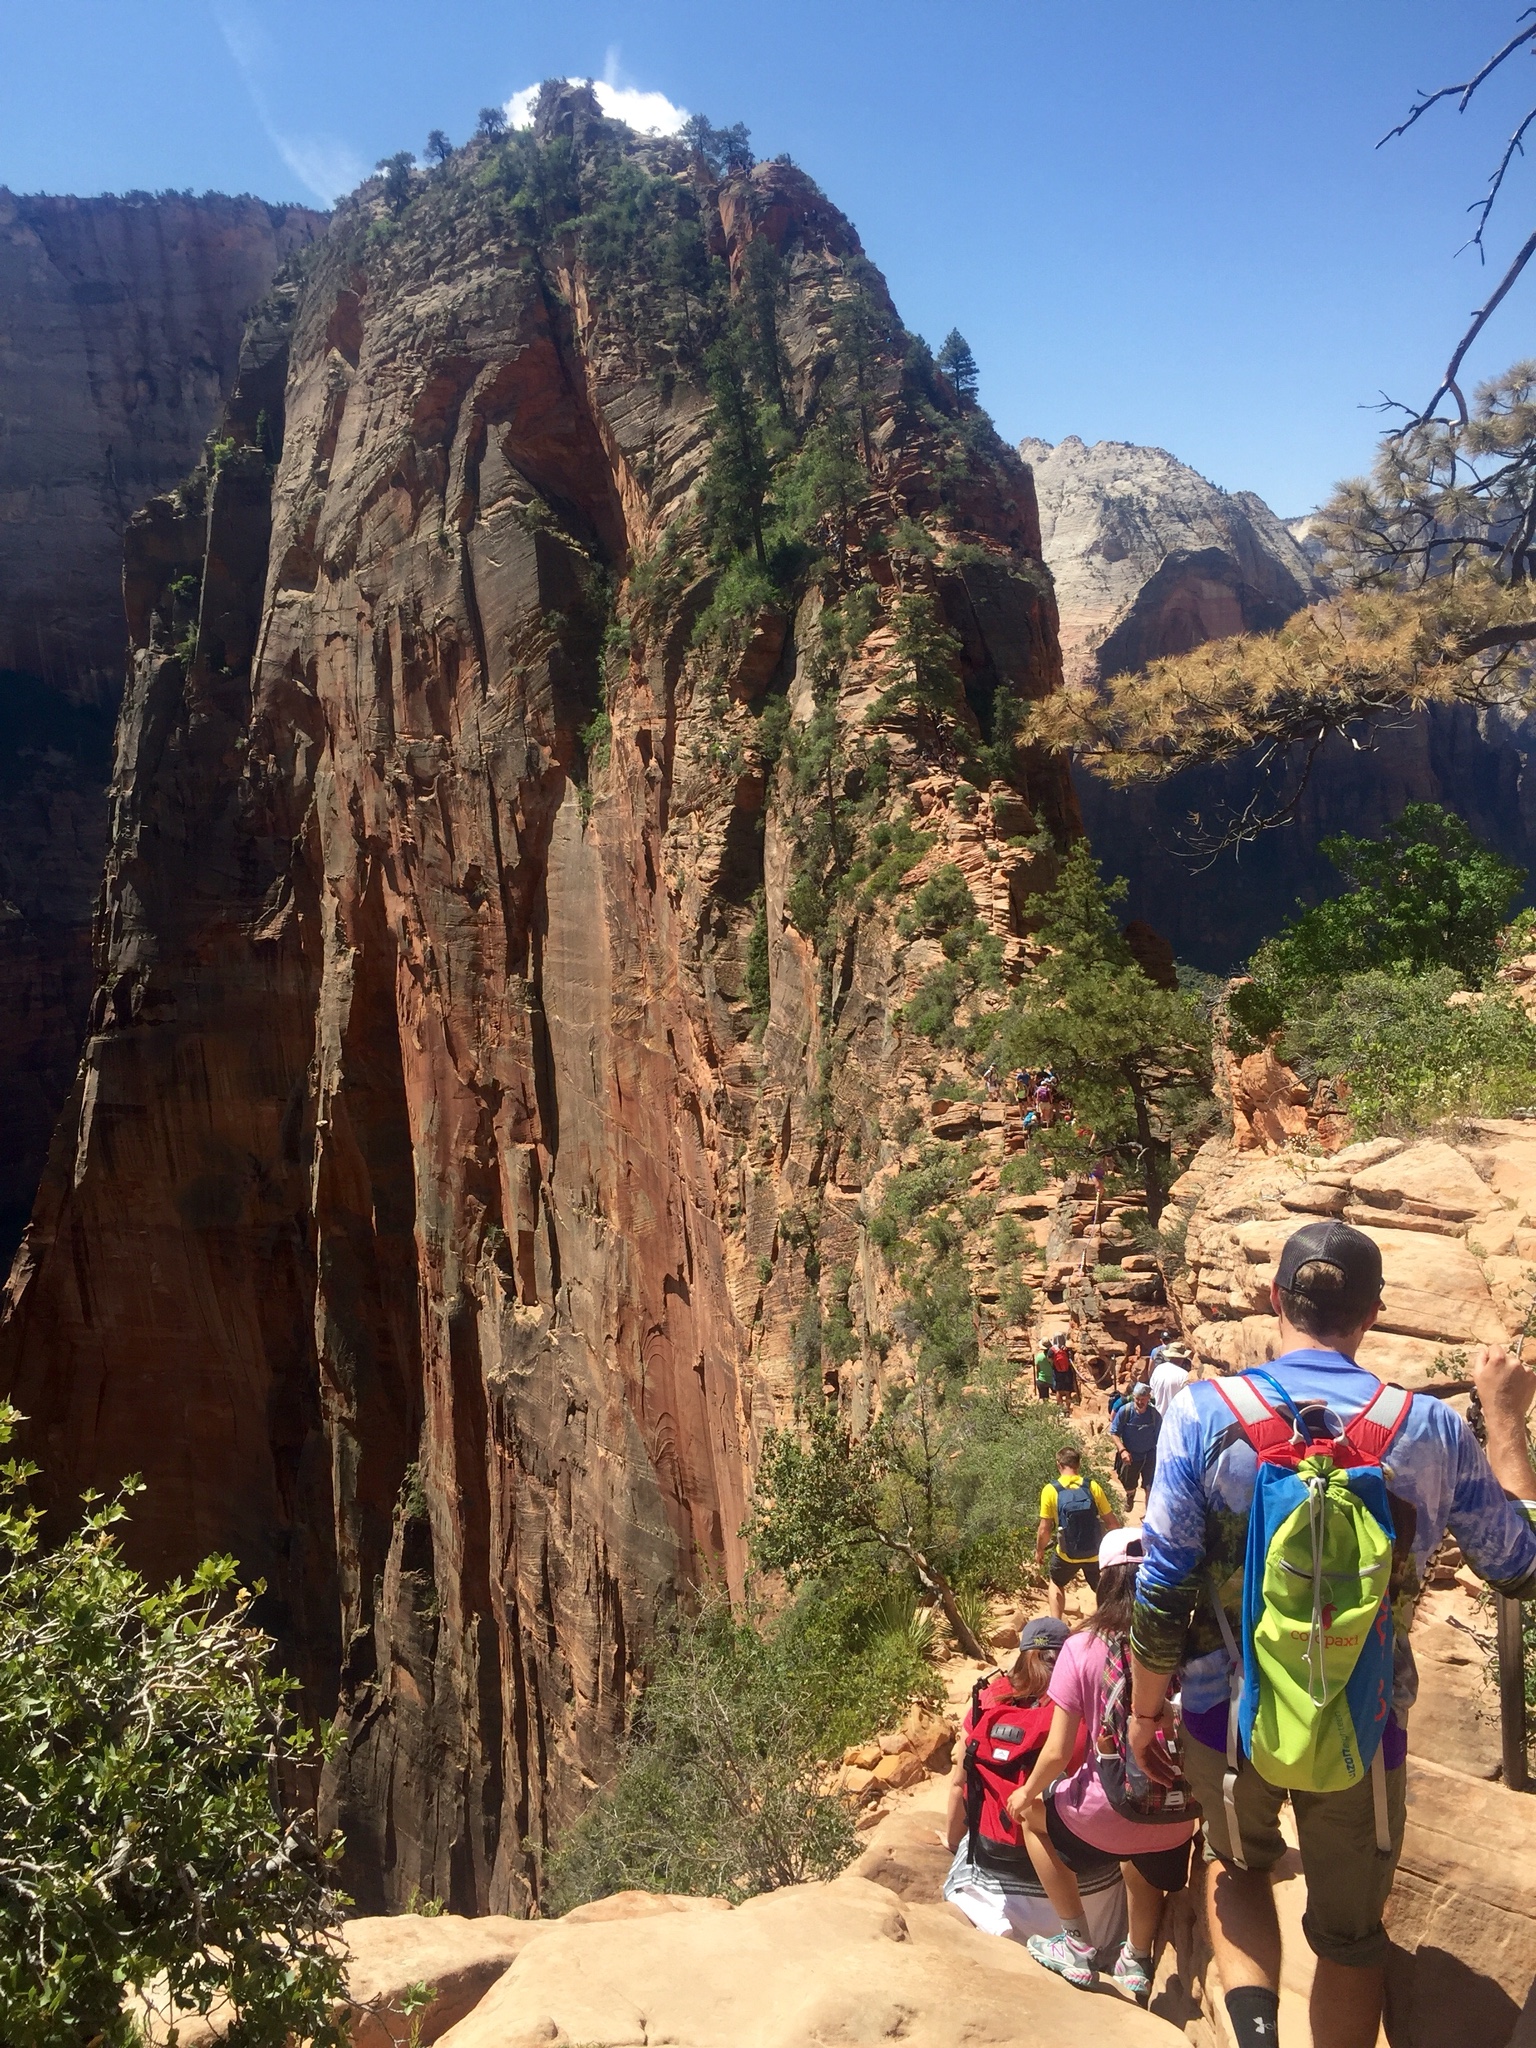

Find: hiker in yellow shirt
1036;1448;1120;1619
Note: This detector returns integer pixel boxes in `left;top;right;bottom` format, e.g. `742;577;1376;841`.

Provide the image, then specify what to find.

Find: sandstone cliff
1;92;1076;1913
1020;436;1321;692
0;189;326;1248
1023;434;1536;968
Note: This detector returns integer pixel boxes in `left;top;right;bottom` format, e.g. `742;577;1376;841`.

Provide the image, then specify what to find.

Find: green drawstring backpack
1206;1370;1411;1866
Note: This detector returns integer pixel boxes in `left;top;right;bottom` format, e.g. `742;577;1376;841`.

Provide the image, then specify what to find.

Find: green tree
875;591;963;721
936;328;979;405
374;150;415;214
749;1381;1086;1658
750;1408;986;1657
700;335;771;566
829;261;888;465
1262;802;1525;991
681;115;755;176
742;235;788;419
0;1404;345;2047
988;842;1212;1219
477;104;509;140
783;413;863;572
424;129;453;166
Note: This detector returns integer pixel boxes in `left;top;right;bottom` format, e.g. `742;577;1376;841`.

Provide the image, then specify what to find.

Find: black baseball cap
1275;1220;1383;1305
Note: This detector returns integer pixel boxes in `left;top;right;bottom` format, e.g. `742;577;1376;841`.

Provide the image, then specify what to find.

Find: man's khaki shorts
1181;1733;1407;1969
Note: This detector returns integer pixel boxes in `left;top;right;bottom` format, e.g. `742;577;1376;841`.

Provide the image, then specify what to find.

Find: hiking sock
1126;1944;1153;1969
1224;1985;1281;2045
1060;1915;1091;1944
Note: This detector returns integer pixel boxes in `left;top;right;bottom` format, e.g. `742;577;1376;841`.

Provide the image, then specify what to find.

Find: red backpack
962;1673;1057;1872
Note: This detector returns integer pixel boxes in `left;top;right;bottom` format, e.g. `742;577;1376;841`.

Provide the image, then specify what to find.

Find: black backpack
1054;1477;1101;1560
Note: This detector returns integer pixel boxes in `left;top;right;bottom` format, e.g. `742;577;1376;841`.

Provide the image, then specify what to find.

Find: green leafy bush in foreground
544;1588;937;1911
0;1402;345;2047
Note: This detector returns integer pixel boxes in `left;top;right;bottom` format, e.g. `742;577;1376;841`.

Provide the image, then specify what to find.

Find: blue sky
4;1;1535;514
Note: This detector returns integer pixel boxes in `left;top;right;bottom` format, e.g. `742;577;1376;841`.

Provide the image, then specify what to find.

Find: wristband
1129;1709;1163;1721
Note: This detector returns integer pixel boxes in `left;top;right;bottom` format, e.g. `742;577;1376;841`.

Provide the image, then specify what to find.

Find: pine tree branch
1408;228;1536;427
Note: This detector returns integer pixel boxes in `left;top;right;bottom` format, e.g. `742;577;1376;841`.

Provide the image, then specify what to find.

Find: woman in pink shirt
1006;1528;1197;2003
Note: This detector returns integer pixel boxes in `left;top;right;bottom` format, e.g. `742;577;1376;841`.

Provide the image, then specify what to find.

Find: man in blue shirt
1124;1221;1536;2048
1110;1381;1161;1506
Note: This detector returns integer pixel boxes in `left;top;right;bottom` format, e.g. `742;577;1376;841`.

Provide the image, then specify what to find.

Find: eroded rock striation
1;92;1076;1911
0;189;325;1247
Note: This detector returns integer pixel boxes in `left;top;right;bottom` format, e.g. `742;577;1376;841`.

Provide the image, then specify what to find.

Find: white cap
1099;1526;1146;1572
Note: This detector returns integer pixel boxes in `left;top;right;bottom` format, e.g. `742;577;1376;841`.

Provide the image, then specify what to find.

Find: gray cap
1276;1220;1383;1304
1019;1616;1071;1652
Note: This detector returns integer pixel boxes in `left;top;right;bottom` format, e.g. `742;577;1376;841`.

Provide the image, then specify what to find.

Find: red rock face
2;107;1077;1911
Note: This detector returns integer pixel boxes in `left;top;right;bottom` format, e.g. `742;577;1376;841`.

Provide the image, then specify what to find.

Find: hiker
1148;1342;1191;1417
1033;1343;1054;1404
1049;1334;1078;1411
1110;1381;1161;1506
1035;1075;1056;1127
982;1061;999;1098
943;1617;1128;1952
1128;1220;1536;2048
1011;1527;1198;2003
1036;1447;1120;1620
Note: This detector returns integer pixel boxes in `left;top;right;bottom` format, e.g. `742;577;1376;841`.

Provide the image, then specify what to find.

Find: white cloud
213;0;365;204
504;78;688;137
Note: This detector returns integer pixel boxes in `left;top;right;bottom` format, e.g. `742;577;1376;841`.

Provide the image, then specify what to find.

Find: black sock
1225;1985;1281;2045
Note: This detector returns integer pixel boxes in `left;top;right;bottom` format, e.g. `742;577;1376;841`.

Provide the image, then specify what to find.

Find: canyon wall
1026;435;1536;968
1;93;1076;1912
0;189;325;1248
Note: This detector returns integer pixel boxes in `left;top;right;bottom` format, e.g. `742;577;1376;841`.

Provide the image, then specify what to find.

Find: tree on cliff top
0;1403;347;2046
936;329;979;406
980;842;1213;1220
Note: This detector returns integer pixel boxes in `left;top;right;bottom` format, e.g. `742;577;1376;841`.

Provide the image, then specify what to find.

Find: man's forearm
1474;1346;1536;1499
1485;1412;1536;1500
1129;1650;1172;1719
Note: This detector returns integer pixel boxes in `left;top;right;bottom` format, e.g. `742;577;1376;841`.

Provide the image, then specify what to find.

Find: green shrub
579;707;611;776
867;1147;972;1259
1282;969;1536;1132
903;962;963;1041
999;1151;1047;1195
0;1404;345;2047
992;1215;1025;1264
745;893;770;1019
543;1593;931;1911
897;863;978;942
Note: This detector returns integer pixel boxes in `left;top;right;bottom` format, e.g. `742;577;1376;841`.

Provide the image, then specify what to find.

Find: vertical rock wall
0;190;326;1249
2;103;1077;1911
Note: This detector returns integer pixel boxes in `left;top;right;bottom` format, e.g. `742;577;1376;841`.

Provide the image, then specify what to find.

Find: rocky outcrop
1165;1125;1536;1388
1020;437;1321;693
1022;435;1536;970
0;96;1077;1913
0;189;325;1251
432;1877;1177;2046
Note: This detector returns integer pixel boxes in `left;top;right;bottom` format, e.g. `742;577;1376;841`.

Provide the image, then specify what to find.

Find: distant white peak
504;79;688;136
